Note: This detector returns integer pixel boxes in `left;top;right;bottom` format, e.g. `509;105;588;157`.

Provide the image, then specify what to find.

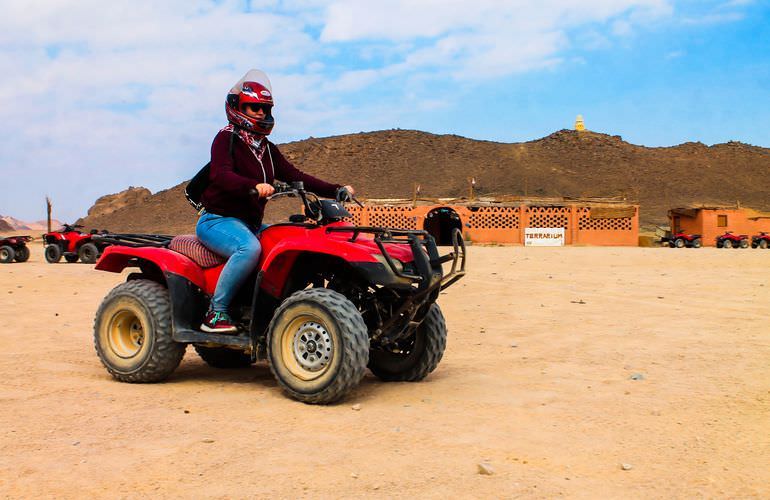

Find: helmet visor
230;69;272;95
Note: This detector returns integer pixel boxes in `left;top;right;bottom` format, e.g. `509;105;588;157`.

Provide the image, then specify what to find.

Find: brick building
669;206;770;247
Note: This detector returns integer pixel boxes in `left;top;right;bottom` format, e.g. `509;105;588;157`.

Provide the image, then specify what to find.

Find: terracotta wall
347;204;639;246
672;209;770;247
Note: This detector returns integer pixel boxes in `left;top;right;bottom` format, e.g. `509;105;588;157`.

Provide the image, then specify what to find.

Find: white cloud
0;0;712;221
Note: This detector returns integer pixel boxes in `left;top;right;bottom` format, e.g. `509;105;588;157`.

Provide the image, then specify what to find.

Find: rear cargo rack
92;233;174;248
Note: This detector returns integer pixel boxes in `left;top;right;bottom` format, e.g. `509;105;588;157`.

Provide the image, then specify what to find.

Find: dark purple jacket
200;129;341;224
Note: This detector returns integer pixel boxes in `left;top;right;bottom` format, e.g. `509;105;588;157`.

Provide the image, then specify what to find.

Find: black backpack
185;133;235;211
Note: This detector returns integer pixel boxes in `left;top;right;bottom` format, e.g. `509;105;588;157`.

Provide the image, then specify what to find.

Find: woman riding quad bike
91;70;465;404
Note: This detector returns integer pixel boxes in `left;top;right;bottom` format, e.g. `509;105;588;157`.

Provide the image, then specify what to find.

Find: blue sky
0;0;768;222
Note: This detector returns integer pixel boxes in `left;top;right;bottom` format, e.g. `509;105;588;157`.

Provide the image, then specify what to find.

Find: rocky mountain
77;128;770;234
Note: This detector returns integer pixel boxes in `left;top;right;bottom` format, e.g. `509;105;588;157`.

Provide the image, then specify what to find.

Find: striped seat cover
168;235;226;268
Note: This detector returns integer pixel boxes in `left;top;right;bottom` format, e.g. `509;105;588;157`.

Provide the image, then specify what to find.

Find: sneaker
201;311;238;334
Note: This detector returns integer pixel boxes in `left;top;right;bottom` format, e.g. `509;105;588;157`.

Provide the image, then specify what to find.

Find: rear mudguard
96;246;221;291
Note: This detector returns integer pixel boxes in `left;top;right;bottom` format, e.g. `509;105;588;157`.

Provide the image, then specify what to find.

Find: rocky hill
86;187;151;219
78;129;770;234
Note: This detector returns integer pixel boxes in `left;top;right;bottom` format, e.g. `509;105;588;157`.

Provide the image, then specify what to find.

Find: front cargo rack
325;226;466;291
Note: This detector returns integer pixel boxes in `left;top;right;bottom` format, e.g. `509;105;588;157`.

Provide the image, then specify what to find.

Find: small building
669;205;770;246
347;196;639;246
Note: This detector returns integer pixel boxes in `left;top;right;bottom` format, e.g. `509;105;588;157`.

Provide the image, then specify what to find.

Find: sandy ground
1;243;769;499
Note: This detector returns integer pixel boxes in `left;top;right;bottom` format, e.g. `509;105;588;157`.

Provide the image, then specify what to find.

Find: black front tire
45;244;62;263
674;238;685;248
79;242;99;263
761;240;769;249
94;279;186;383
194;345;253;368
13;245;30;262
368;303;447;382
0;246;15;264
692;238;702;249
267;288;369;404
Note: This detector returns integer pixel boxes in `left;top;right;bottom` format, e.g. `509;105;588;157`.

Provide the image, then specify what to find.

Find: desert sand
1;243;768;498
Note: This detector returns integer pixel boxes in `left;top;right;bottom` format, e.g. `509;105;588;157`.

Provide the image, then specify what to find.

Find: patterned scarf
221;124;272;179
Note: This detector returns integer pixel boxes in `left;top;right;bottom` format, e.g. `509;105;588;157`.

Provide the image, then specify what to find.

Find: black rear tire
692;238;702;248
45;244;62;263
267;288;369;404
369;303;447;382
65;254;80;263
194;345;253;368
0;246;15;264
13;245;30;262
740;239;749;249
79;242;99;263
674;238;685;248
721;240;733;249
760;240;769;249
94;279;186;383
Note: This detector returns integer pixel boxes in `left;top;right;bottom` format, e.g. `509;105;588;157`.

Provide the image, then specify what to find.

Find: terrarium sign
524;228;565;247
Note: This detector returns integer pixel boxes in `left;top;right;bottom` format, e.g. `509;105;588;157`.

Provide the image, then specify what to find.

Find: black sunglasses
242;103;272;114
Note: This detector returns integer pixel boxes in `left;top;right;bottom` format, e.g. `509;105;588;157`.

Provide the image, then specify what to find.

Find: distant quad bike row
663;231;769;249
43;224;111;264
91;182;466;404
0;235;32;263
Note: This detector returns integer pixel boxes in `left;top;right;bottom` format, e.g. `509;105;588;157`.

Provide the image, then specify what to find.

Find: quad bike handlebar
59;223;84;233
262;181;363;206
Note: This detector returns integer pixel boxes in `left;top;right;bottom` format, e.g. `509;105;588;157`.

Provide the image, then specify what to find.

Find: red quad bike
0;235;33;263
751;232;770;249
716;231;749;249
661;231;702;248
91;182;466;404
43;223;110;264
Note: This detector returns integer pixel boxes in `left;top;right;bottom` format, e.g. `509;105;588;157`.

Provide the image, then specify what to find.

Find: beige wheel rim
280;314;334;381
108;310;146;359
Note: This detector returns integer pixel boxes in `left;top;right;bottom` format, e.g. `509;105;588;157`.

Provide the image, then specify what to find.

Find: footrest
173;328;251;347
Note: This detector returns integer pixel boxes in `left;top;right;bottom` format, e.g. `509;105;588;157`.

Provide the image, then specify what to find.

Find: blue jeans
196;212;266;313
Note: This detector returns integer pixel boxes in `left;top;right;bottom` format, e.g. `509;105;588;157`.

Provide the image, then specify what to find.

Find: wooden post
46;196;52;233
468;177;476;201
412;183;420;208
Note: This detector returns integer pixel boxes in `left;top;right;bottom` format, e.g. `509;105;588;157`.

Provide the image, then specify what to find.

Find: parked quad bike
751;232;770;249
715;231;749;249
0;235;32;263
91;182;466;404
43;224;111;264
661;231;702;248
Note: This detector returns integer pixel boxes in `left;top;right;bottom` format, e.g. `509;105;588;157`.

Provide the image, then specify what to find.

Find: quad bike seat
168;235;226;268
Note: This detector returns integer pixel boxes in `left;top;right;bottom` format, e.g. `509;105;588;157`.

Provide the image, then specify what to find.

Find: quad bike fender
259;237;417;298
96;246;211;290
